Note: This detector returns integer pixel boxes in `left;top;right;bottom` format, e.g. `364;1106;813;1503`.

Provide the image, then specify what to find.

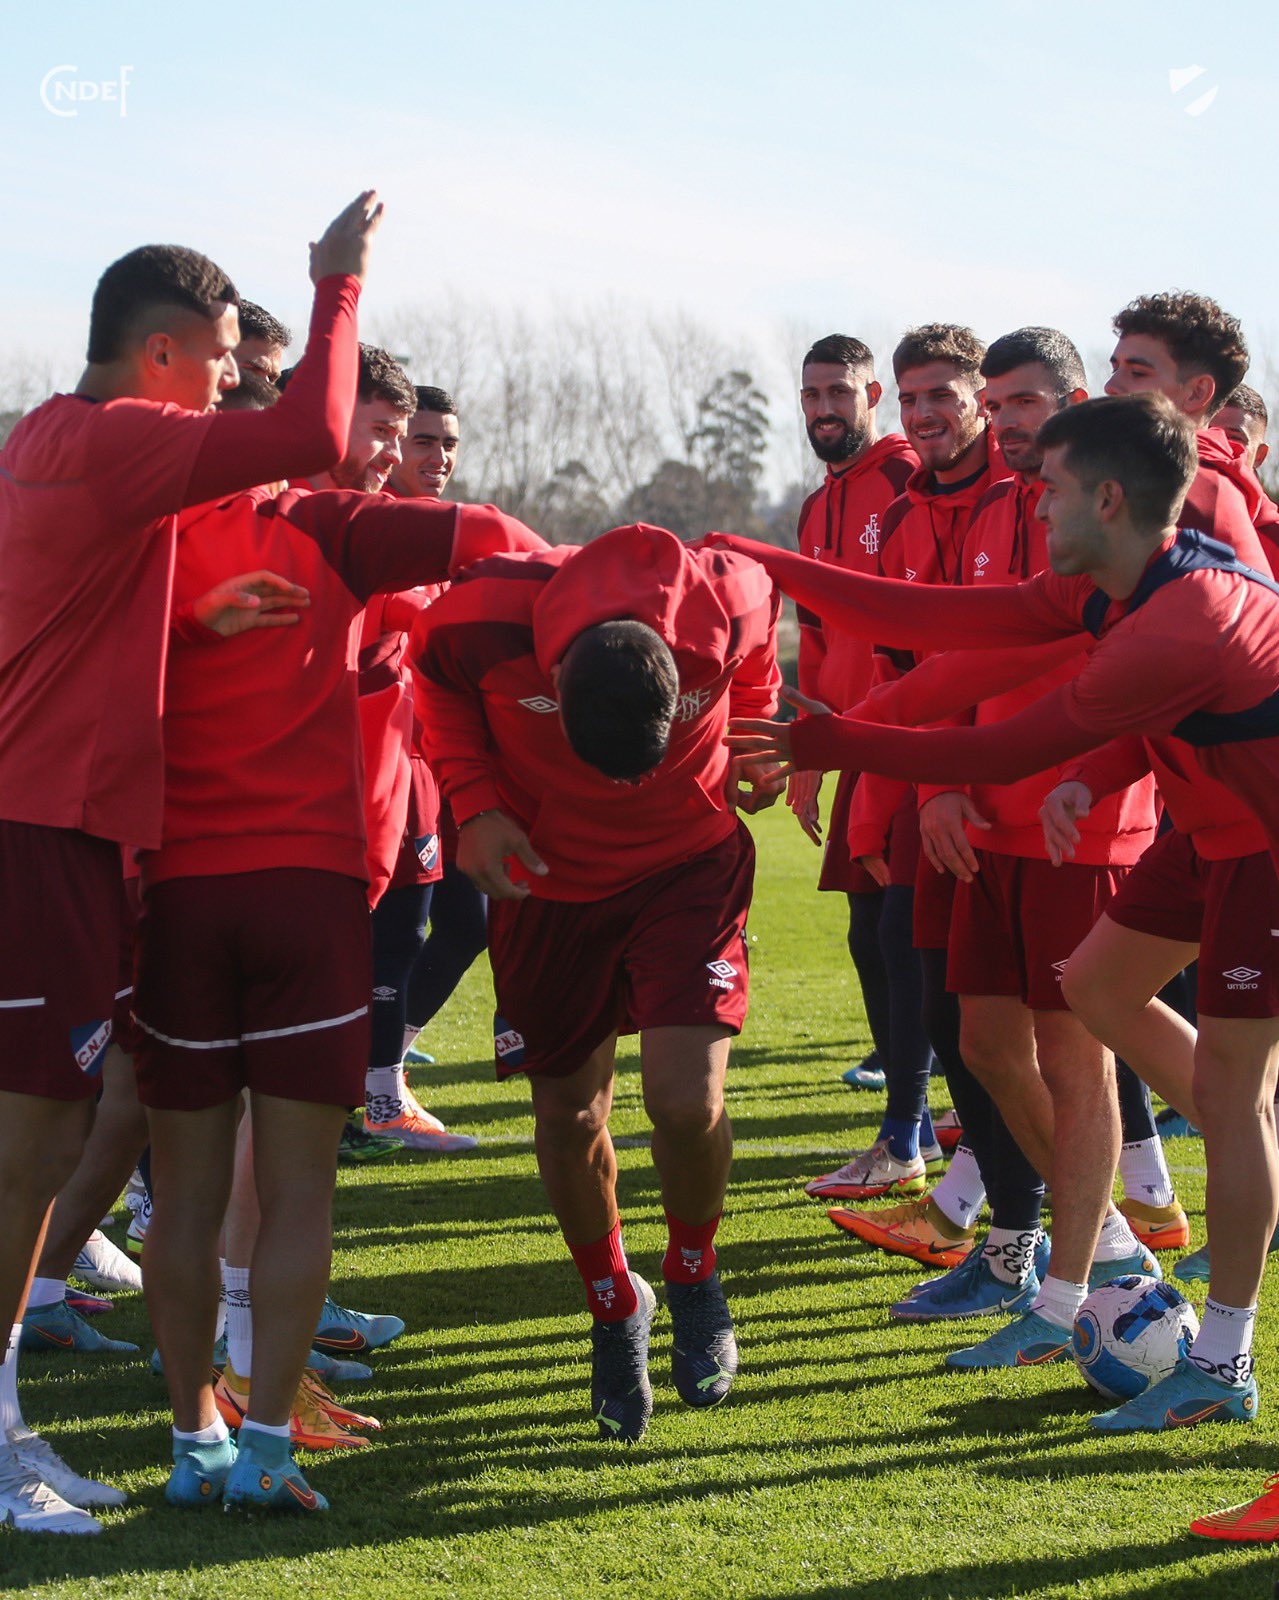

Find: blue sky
2;2;1273;409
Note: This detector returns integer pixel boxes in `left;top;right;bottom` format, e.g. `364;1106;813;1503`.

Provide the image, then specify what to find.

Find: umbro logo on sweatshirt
519;696;559;714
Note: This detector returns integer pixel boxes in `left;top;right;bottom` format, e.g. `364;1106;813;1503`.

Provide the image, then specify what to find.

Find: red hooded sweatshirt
146;494;539;891
412;524;780;901
794;434;917;710
846;443;1009;861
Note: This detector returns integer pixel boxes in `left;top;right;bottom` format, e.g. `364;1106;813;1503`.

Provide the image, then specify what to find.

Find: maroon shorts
1105;831;1279;1019
818;772;880;895
487;823;756;1079
887;792;920;888
912;847;957;951
133;869;372;1110
0;822;123;1100
112;876;142;1056
948;852;1124;1011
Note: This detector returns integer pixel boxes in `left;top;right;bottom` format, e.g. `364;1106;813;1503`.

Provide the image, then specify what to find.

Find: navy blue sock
879;1115;920;1162
919;1107;936;1148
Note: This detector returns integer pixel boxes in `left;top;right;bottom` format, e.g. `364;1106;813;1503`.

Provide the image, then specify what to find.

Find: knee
1060;955;1125;1032
0;1123;86;1203
535;1095;611;1152
645;1085;724;1144
959;1024;1015;1094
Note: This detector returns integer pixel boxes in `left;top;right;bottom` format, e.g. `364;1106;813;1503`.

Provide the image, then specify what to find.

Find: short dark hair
87;244;239;363
1221;382;1268;428
1037;393;1197;529
981;326;1086;397
802;335;874;376
413;384;457;416
218;369;281;413
892;324;985;384
1112;292;1249;416
558;620;678;780
237;299;292;351
358;344;416;414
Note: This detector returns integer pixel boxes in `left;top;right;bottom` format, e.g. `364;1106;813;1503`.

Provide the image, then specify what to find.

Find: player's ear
1185;372;1215;419
142;331;173;372
865;378;882;409
1256;441;1270;469
1095;477;1124;522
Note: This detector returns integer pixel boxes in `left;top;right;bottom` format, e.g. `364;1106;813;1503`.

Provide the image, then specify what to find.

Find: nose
386;436;404;466
1103;371;1121;396
221;354;240;391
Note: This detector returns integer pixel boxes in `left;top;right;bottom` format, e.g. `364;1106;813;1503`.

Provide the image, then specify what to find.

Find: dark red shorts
1105;831;1279;1019
887;792;920;888
0;822;123;1100
912;846;957;951
112;876;142;1056
948;852;1124;1011
387;758;443;892
818;772;880;895
487;823;756;1079
133;869;372;1110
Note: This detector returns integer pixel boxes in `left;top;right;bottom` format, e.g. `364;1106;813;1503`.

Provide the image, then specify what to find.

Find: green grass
7;803;1279;1598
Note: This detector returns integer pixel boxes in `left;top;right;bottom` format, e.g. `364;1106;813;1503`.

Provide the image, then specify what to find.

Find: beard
807;415;870;464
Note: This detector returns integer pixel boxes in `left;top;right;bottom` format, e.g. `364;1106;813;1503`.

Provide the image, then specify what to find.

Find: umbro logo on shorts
70;1018;111;1076
1050;959;1068;979
519;695;559;713
372;985;397;1001
1223;966;1262;989
707;959;737;991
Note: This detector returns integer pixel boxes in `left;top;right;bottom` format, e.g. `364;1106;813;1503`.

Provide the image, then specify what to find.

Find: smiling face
800;362;880;465
330;397;409;492
1036;443;1112;575
390;407;460;498
896;360;986;477
983;362;1077;476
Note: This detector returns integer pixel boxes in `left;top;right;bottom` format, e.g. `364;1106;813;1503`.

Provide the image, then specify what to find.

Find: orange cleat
1190;1474;1279;1543
828;1196;976;1270
1119;1196;1191;1252
214;1361;378;1451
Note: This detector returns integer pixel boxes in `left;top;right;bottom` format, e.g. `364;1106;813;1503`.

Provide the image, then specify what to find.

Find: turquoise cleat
1089;1248;1161;1288
894;1248;1039;1323
21;1300;139;1354
306;1346;373;1384
313;1295;404;1355
945;1309;1072;1370
223;1430;328;1514
1090;1355;1259;1432
166;1434;237;1508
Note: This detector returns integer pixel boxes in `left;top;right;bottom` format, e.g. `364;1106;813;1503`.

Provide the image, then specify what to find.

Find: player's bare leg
960;996;1053;1178
1062;919;1200;1122
145;1100;239;1431
245;1094;346;1428
528;1036;619;1246
0;1095;92;1347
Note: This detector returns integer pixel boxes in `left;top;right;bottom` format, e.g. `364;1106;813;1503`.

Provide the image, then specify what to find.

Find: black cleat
590;1274;656;1443
667;1270;738;1407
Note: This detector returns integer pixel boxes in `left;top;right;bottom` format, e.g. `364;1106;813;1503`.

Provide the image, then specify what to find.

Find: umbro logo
707;959;737;991
1223;966;1262;989
973;552;990;575
1050;959;1068;980
519;695;558;713
372;985;397;1001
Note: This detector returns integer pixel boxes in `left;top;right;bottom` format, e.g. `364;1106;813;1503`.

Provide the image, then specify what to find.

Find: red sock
662;1210;720;1284
568;1222;638;1322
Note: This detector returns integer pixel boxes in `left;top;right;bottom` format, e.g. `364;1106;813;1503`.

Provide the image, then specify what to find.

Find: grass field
7;802;1279;1599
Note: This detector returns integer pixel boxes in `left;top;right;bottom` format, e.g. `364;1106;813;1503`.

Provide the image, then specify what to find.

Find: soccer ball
1071;1275;1199;1402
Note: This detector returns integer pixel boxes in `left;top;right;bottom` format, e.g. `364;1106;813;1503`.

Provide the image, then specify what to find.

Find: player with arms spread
412;523;781;1442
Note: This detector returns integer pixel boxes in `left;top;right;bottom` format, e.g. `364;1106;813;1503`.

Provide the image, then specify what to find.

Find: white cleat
72;1229;143;1293
0;1435;101;1534
10;1428;127;1510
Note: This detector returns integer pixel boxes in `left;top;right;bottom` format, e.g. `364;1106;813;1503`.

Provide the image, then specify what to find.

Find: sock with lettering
1118;1137;1175;1209
929;1147;986;1231
662;1211;720;1284
222;1262;252;1377
983;1226;1039;1287
365;1064;406;1125
1188;1298;1257;1387
568;1222;638;1322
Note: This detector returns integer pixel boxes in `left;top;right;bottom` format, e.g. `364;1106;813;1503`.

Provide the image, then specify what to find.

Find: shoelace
0;1450;64;1509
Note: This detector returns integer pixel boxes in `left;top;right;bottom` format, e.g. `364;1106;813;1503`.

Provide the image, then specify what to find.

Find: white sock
1189;1298;1257;1387
214;1263;227;1345
241;1420;290;1441
222;1263;252;1377
1118;1137;1175;1209
1091;1208;1142;1262
929;1147;986;1231
983;1226;1038;1287
25;1277;67;1311
173;1417;229;1445
0;1324;24;1432
365;1063;406;1123
1032;1275;1086;1330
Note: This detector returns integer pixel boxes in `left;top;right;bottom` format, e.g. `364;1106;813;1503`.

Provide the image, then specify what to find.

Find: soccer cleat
1089;1247;1162;1288
1090;1355;1259;1433
892;1247;1039;1323
1174;1224;1279;1284
306;1347;373;1384
222;1438;328;1514
831;1196;976;1271
314;1294;404;1354
804;1142;927;1201
403;1042;436;1065
933;1108;964;1152
1118;1197;1190;1252
1154;1106;1200;1139
920;1139;946;1178
1190;1474;1279;1543
72;1228;143;1293
213;1363;251;1431
125;1190;151;1257
298;1371;380;1433
215;1364;373;1451
666;1271;738;1407
166;1433;237;1509
337;1116;402;1164
0;1433;100;1534
9;1427;126;1509
65;1289;113;1317
591;1273;657;1443
945;1309;1073;1370
363;1091;477;1155
20;1300;138;1355
841;1051;885;1090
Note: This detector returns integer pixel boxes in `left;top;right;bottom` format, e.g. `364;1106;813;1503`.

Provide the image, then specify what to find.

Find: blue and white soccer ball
1071;1274;1199;1402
